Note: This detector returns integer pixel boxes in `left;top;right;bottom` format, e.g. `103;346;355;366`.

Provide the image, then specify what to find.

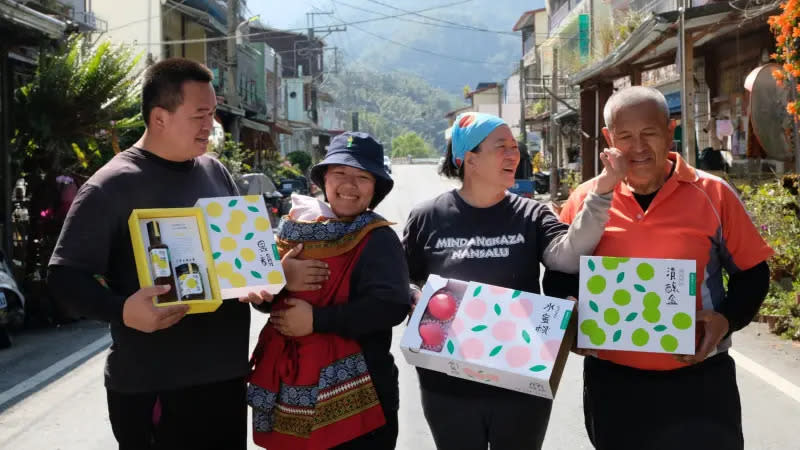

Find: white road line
0;335;111;409
730;348;800;404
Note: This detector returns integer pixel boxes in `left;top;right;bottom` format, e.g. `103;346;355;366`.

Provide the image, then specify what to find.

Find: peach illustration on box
401;275;576;398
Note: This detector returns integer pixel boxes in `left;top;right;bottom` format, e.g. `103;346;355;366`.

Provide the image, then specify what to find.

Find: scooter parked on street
0;249;25;349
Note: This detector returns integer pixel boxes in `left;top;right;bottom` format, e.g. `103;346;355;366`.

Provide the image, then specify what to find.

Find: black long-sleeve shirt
48;147;249;394
315;226;411;411
403;190;569;397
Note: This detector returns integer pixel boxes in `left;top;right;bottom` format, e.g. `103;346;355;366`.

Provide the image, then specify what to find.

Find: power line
327;11;512;67
366;0;517;36
127;0;472;46
334;0;517;37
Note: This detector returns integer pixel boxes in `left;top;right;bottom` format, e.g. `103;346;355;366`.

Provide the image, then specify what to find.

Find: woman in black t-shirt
402;112;626;450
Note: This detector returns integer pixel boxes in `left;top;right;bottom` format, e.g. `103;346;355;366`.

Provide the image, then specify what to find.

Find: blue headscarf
450;112;508;167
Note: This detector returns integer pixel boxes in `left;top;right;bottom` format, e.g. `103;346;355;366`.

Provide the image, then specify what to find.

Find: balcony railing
549;0;585;34
71;9;107;31
628;0;679;14
524;77;579;101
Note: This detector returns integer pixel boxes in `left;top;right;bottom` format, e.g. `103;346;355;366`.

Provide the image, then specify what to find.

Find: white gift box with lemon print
195;195;285;299
577;256;696;354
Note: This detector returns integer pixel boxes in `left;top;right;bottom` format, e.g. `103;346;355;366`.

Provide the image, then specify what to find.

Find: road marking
0;335;111;409
730;348;800;404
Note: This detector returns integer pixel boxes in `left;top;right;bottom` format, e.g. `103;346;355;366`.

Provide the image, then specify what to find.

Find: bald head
604;86;669;130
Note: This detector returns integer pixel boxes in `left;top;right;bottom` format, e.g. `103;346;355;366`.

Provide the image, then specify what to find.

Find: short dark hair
439;140;480;180
141;58;214;126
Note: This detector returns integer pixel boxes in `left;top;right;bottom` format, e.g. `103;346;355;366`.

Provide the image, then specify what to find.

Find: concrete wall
473;90;500;106
93;0;162;69
284;78;306;123
162;9;206;63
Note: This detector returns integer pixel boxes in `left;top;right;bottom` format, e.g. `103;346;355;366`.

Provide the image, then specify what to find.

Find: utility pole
304;12;346;126
497;82;503;121
549;48;559;199
226;0;241;141
271;47;280;157
519;59;527;142
308;24;318;124
679;0;696;166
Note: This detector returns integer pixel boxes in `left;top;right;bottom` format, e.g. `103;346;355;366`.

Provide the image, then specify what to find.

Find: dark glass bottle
147;221;178;303
175;262;206;300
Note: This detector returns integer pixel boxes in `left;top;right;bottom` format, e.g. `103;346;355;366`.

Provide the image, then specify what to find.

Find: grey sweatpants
420;387;553;450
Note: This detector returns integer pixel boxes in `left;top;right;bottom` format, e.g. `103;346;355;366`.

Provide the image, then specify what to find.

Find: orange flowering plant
769;1;800;118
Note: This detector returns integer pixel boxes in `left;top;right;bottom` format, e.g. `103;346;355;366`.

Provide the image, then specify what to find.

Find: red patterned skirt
248;324;385;449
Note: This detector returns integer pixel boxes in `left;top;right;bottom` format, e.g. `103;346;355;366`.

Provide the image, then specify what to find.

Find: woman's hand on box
281;243;330;292
123;285;189;333
269;298;313;337
239;290;273;305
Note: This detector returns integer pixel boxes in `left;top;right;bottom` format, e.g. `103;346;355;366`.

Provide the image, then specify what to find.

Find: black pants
420;387;553;450
332;406;399;450
107;377;247;450
583;353;744;450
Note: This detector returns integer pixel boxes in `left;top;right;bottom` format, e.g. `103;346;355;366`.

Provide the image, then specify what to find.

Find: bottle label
179;273;204;297
150;248;171;278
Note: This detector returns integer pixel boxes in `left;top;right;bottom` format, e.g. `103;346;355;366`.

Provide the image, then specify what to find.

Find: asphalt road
1;164;799;449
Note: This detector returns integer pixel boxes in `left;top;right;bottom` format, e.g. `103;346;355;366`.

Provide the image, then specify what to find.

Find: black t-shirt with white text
402;190;568;396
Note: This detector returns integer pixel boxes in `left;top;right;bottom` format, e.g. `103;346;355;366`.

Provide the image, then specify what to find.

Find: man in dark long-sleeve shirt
48;59;268;450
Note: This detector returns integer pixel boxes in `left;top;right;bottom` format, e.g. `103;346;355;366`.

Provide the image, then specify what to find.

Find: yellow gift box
128;208;223;314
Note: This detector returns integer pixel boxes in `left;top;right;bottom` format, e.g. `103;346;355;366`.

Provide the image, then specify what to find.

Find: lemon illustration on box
195;195;286;298
578;256;696;354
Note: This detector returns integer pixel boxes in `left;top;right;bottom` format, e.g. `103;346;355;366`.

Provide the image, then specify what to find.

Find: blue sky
248;1;321;30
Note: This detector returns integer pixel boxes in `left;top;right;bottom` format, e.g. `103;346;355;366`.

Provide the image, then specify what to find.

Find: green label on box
272;244;280;261
561;310;572;330
689;273;696;295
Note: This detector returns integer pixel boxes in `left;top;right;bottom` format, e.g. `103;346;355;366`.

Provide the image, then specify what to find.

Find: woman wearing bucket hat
247;132;410;450
402;112;627;450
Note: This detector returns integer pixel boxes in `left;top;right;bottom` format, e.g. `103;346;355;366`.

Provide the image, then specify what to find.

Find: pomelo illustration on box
577;256;696;354
401;275;576;399
195;195;286;298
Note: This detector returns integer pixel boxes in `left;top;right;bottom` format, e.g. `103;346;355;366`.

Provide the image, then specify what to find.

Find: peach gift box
400;274;577;399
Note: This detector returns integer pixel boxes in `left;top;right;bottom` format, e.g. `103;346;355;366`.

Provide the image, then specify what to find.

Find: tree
391;132;436;158
13;34;142;178
286;150;312;173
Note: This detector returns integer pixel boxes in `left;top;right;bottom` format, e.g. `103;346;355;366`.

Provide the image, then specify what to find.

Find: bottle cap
146;221;161;239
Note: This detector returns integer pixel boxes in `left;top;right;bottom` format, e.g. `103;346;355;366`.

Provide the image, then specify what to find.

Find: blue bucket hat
309;131;394;209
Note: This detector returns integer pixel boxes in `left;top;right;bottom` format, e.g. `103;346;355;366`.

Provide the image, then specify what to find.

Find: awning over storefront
0;1;66;40
216;102;246;116
569;2;759;86
241;117;271;133
269;120;293;135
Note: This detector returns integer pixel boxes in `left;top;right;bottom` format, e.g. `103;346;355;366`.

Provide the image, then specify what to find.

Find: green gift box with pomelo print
401;274;577;399
577;256;696;354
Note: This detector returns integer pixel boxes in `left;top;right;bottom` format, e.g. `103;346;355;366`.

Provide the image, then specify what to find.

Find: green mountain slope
324;68;465;153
